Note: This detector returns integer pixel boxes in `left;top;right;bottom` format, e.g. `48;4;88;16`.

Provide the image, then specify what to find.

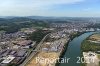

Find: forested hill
0;17;49;33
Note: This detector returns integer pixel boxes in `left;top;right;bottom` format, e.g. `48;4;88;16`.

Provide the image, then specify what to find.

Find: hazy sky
0;0;100;17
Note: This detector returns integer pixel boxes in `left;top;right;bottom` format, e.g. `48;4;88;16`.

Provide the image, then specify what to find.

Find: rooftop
1;55;15;64
17;40;32;46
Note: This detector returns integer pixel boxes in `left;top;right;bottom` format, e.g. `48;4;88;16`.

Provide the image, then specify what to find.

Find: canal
59;32;95;66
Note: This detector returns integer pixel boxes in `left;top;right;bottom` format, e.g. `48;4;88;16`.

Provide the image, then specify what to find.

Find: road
19;33;50;66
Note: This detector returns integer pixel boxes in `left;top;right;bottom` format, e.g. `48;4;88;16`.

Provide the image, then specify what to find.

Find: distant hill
0;16;100;23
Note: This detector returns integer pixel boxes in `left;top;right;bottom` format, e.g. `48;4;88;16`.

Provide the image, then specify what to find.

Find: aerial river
59;32;95;66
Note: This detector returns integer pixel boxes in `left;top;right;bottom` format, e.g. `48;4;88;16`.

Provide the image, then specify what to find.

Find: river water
59;32;95;66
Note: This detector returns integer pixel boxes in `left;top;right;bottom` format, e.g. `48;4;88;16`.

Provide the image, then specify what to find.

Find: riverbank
70;32;85;40
81;33;100;66
59;32;95;66
55;39;70;66
81;33;100;52
56;32;86;66
80;33;95;66
56;32;96;66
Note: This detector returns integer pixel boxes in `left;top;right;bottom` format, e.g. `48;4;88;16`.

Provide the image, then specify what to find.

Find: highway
19;33;50;66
